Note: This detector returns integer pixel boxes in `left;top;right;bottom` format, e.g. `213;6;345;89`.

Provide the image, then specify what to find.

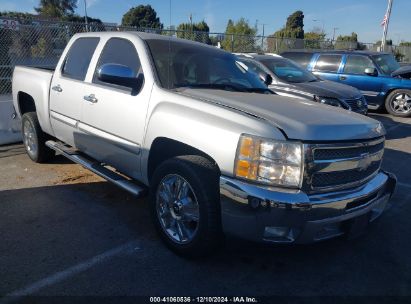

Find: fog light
263;226;298;243
248;196;261;209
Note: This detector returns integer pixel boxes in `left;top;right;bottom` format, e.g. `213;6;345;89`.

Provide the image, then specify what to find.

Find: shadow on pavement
369;114;411;140
0;177;410;297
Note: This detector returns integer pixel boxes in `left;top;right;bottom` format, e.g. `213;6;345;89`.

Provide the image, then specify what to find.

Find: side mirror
98;63;143;89
259;73;273;86
364;67;378;76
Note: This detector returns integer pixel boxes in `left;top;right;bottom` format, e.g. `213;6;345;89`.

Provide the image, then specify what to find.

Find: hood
285;80;361;99
178;89;384;141
391;65;411;78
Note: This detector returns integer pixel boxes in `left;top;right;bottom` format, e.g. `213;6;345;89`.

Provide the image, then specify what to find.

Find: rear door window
313;54;342;73
62;37;99;81
343;55;375;74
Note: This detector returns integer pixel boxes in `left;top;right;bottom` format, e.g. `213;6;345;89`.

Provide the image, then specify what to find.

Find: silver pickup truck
12;32;396;256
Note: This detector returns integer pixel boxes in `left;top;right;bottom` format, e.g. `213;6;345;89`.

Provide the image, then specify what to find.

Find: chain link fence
1;17;411;94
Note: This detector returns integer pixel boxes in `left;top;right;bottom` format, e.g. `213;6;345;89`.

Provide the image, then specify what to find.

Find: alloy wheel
391;93;411;114
155;174;200;244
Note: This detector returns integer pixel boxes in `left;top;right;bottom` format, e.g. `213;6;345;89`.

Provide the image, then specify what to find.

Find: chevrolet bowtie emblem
357;153;372;171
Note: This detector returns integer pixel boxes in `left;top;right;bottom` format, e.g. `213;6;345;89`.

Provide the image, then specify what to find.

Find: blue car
281;50;411;117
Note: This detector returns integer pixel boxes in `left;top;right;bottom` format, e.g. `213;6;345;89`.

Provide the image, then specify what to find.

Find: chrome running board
46;140;146;197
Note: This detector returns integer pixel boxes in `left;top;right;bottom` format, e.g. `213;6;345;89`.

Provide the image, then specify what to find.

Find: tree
65;14;102;24
121;5;163;29
35;0;77;18
304;26;327;49
267;11;304;53
305;27;326;41
0;11;36;22
336;32;358;42
335;32;360;49
273;11;304;39
65;14;105;31
176;20;210;44
221;18;257;52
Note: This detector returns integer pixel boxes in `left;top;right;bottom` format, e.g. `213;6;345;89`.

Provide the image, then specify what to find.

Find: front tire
385;89;411;117
150;155;222;257
21;112;54;163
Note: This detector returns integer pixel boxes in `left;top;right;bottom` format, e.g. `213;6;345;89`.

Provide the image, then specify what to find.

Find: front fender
141;88;285;184
382;78;411;94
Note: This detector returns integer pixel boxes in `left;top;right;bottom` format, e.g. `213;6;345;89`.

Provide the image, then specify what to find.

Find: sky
1;0;410;43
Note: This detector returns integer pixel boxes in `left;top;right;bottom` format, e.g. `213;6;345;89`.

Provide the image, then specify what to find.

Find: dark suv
236;53;368;114
282;50;411;117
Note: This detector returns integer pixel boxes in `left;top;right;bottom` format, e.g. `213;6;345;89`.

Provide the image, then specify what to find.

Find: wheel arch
17;91;36;116
146;137;221;183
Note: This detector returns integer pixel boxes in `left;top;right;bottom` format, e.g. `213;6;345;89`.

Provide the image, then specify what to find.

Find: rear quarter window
62;37;100;81
313;54;342;73
281;52;313;68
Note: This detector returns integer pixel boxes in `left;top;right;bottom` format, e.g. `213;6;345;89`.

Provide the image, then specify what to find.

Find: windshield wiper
174;83;273;94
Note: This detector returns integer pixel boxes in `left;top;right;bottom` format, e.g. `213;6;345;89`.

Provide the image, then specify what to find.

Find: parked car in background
236;53;368;115
282;50;411;117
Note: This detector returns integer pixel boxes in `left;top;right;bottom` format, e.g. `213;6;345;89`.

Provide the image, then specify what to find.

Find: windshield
372;54;400;74
145;38;267;91
260;58;318;83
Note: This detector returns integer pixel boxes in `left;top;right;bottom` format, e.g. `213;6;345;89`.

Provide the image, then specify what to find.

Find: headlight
234;135;303;187
314;96;342;107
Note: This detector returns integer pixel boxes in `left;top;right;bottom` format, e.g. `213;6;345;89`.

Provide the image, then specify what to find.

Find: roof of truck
73;31;225;52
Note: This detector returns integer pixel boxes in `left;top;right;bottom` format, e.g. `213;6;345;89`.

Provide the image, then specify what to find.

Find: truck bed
12;66;55;135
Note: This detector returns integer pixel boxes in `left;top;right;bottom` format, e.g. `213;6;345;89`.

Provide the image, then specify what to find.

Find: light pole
261;23;267;50
83;0;89;32
332;27;339;42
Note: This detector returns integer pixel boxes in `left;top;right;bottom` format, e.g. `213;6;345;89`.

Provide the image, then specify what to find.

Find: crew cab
12;32;396;256
282;50;411;117
236;53;368;114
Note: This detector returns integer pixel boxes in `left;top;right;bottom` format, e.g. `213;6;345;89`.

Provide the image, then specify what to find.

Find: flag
381;14;388;27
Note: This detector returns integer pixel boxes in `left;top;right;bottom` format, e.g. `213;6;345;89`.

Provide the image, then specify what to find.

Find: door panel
311;54;343;83
50;37;100;146
338;55;385;105
78;38;150;179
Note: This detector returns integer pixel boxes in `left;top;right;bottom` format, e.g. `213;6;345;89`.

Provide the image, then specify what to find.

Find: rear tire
21;112;54;163
150;155;222;257
385;89;411;117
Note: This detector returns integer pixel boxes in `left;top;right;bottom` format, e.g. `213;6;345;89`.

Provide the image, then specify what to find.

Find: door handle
83;94;98;103
52;85;62;92
339;76;347;81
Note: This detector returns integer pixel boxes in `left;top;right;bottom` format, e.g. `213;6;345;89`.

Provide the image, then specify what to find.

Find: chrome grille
312;162;380;188
304;137;385;192
314;142;384;160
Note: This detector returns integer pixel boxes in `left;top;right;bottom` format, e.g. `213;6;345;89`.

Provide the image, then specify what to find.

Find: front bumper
220;171;396;243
